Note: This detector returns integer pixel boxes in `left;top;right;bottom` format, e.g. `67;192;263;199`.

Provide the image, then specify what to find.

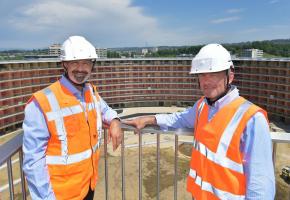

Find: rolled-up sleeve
155;103;197;130
99;97;118;124
242;112;275;200
22;101;56;200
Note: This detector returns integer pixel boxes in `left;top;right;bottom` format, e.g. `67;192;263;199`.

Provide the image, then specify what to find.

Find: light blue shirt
155;86;275;200
22;76;118;200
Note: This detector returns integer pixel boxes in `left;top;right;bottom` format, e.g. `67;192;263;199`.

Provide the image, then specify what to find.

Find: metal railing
0;131;26;200
0;125;290;200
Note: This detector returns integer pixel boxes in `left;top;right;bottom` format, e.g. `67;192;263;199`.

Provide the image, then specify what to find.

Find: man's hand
108;119;123;151
123;116;157;130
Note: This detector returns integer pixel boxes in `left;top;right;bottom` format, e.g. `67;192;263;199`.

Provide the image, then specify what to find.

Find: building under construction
0;58;289;134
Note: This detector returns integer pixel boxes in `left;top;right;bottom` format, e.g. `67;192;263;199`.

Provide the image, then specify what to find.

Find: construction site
0;58;289;199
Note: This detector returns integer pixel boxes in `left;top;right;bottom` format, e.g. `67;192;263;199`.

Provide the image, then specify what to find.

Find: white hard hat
190;43;233;74
60;36;98;61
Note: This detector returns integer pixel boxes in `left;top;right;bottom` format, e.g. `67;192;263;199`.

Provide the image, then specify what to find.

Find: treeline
224;40;290;57
2;39;290;59
0;49;49;60
108;39;290;58
149;45;203;57
153;40;290;57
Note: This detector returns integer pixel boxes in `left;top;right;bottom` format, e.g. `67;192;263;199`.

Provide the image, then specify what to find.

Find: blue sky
0;0;290;49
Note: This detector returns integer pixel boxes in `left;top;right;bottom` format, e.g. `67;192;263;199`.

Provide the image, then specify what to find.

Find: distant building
96;48;107;58
49;44;107;59
241;49;263;58
49;44;61;56
142;48;148;55
151;47;158;53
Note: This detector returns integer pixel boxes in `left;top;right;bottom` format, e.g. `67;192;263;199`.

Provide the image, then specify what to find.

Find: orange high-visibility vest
33;81;102;200
187;96;267;200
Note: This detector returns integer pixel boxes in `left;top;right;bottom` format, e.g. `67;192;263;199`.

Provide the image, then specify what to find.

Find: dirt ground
274;143;290;200
93;133;290;200
0;107;289;199
94;132;193;200
0;133;289;200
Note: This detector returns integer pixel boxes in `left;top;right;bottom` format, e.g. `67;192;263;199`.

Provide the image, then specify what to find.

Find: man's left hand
108;119;123;151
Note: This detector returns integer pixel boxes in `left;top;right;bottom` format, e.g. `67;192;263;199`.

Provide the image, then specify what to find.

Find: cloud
8;0;155;33
226;8;244;14
210;16;240;24
3;0;197;48
9;1;95;31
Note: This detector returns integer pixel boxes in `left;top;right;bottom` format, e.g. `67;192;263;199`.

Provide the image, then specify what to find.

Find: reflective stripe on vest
192;139;243;173
89;85;102;144
189;169;245;200
216;101;251;157
193;100;252;173
197;99;206;116
46;141;101;165
43;86;101;165
43;88;68;157
46;103;95;121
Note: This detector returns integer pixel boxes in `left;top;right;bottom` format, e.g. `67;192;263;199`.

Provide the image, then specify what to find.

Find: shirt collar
59;75;90;100
205;85;240;110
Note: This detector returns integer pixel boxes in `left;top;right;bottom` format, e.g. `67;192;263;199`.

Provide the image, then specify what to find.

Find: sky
0;0;290;49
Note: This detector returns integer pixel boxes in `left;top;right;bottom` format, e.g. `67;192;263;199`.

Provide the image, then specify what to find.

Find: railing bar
139;132;142;200
121;131;126;200
0;133;23;166
174;135;178;200
19;150;27;200
0;127;290;200
156;133;160;200
104;129;109;200
272;142;277;170
7;158;15;200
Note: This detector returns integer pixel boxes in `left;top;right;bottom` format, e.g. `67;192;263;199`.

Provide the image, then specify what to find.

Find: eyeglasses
66;60;94;68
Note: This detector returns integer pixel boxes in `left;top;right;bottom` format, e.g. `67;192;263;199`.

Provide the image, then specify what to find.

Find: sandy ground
96;107;290;200
94;131;193;200
274;143;290;200
0;106;289;199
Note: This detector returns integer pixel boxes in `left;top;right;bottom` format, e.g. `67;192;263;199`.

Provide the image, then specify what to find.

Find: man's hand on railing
123;116;157;132
108;118;124;151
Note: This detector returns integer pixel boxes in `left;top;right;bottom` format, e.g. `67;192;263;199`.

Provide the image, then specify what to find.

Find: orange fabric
33;81;101;200
194;97;208;135
195;97;246;153
187;96;267;199
226;104;268;163
187;176;220;200
190;149;246;194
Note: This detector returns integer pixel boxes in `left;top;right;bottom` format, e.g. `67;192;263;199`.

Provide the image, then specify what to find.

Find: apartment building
0;58;289;134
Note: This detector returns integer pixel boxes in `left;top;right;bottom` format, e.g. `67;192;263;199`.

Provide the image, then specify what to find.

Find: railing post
156;133;160;200
121;131;126;200
104;129;108;200
138;132;142;200
7;158;15;200
19;150;27;200
174;135;178;200
272;142;277;170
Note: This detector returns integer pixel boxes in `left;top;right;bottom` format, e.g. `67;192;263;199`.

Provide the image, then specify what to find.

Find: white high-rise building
241;49;263;58
142;48;148;55
49;44;61;56
96;48;107;58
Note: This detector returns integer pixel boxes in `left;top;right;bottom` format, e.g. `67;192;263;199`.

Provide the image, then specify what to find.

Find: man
23;36;123;200
125;44;275;199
